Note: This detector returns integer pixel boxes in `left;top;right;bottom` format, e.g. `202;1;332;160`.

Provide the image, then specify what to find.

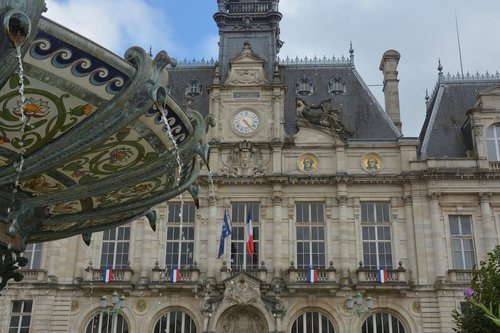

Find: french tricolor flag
102;267;112;283
377;269;388;283
170;268;181;283
307;267;318;283
246;210;254;256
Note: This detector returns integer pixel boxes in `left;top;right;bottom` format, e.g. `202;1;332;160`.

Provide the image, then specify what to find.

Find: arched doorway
216;305;269;333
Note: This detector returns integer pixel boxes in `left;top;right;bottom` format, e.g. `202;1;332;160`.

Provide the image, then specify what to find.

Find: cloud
44;0;174;57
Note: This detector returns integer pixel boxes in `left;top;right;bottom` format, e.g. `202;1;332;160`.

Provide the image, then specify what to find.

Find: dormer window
329;75;345;95
486;124;500;160
296;75;313;96
185;79;202;97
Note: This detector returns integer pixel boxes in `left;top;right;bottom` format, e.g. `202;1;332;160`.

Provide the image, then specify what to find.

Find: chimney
379;50;402;132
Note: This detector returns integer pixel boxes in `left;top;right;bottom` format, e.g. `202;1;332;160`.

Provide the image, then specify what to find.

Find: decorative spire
349;41;354;56
425;89;430;104
437;58;443;76
149;45;153;58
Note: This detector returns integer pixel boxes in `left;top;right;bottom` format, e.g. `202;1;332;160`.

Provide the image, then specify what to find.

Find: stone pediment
223;273;262;305
225;42;267;86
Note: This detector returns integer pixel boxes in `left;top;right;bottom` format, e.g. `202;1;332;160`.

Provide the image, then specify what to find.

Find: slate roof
279;63;400;140
167;59;402;141
418;73;500;158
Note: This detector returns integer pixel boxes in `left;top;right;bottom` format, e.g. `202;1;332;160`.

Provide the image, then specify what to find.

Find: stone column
272;91;282;141
479;193;496;254
429;192;446;283
403;194;418;286
139;218;153;284
272;189;283;278
337;193;349;285
207;195;218;278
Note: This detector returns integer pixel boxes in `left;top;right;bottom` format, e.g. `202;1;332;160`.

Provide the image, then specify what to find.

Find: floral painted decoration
13;97;50;118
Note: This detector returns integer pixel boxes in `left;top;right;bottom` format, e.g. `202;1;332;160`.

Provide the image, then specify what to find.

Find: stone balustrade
447;269;474;284
16;269;47;282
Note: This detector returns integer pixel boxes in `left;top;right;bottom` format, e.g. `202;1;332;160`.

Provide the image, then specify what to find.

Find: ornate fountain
0;0;211;288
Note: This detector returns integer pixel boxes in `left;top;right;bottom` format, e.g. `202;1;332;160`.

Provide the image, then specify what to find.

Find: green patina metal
0;0;211;288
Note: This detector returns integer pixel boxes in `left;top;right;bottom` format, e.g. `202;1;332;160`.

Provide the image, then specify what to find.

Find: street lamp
100;291;126;333
345;292;373;317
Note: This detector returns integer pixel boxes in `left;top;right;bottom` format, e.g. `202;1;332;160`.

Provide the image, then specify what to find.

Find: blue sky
44;0;500;137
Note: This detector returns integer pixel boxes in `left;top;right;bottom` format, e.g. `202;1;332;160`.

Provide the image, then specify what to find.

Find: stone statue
296;97;350;139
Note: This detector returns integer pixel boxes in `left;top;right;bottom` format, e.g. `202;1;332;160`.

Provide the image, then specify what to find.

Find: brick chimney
379;50;402;132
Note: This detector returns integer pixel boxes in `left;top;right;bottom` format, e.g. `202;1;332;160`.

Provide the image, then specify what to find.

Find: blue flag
218;209;231;258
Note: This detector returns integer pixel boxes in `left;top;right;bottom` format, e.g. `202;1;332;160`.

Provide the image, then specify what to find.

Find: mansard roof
280;59;401;140
418;72;500;158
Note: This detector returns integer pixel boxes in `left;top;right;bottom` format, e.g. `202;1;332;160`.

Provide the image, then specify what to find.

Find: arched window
291;311;335;333
153;310;197;333
85;312;128;333
362;312;406;333
486;124;500;160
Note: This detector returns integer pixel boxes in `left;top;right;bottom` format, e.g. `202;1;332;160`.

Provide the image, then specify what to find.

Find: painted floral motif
71;170;88;178
22;175;64;194
0;135;10;144
70;103;94;116
109;147;133;164
13;97;50;118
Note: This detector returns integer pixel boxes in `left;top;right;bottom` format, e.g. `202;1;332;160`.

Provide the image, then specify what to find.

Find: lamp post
100;291;126;333
345;292;373;317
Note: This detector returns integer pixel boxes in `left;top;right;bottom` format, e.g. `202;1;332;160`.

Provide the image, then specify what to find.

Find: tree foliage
452;246;500;332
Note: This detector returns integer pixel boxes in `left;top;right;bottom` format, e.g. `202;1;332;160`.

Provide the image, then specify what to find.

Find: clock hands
242;118;252;128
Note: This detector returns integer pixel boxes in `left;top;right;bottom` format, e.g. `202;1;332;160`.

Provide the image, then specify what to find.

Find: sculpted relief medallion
362;153;383;173
298;153;319;173
220;140;269;177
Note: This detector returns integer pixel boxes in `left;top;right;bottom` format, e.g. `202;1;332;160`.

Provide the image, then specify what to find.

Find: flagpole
177;196;184;269
243;208;247;271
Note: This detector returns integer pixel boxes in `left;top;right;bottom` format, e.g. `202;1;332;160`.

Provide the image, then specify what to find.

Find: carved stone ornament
70;300;80;314
224;277;260;305
410;301;421;315
218;308;267;333
220;140;269;177
133;299;148;315
224;42;267;87
296;97;351;139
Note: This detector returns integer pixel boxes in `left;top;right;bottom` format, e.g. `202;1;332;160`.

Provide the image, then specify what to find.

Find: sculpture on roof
296;97;351;139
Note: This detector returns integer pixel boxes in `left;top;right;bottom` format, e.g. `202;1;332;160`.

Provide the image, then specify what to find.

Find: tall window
166;203;196;270
449;215;475;270
100;226;130;269
362;312;406;333
85;312;128;333
291;311;335;333
153;310;197;333
486;124;500;160
231;202;259;270
361;202;393;270
296;202;325;269
22;243;43;269
9;300;32;333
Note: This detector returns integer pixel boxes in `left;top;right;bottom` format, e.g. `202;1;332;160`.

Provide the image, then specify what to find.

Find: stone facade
1;1;500;333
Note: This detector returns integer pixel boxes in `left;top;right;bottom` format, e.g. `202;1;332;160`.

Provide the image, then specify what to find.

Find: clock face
233;110;259;134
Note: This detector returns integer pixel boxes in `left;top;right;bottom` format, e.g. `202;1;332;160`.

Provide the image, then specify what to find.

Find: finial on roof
437;58;443;75
149;45;153;57
425;89;430;104
242;41;253;55
349;41;354;55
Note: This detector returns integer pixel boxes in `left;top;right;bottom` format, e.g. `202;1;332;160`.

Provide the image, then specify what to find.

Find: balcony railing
489;161;500;172
356;262;407;285
448;269;474;284
227;2;272;14
16;269;47;282
84;266;134;284
287;261;337;283
151;266;200;284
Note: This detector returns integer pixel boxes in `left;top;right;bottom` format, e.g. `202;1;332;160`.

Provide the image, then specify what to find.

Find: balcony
15;269;47;282
286;261;337;284
219;261;268;281
356;262;407;287
447;269;474;284
83;263;134;286
227;2;273;14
